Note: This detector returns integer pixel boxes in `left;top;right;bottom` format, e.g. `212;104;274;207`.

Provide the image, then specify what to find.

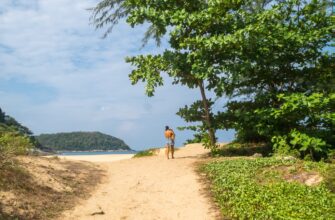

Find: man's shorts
166;139;175;147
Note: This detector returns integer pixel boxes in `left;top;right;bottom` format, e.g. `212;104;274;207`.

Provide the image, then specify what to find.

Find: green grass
201;157;335;219
324;165;335;193
0;162;31;192
133;148;158;158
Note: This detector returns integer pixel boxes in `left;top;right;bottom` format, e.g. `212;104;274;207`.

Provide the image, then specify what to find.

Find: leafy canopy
92;0;335;159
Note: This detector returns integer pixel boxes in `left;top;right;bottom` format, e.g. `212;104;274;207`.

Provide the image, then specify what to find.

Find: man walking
164;126;175;159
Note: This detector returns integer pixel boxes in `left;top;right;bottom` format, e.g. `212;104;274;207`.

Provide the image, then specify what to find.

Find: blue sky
0;0;234;150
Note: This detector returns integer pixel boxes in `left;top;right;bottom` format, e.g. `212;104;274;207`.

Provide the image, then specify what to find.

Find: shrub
133;148;158;158
272;130;330;160
255;93;335;160
215;142;272;157
0;131;34;167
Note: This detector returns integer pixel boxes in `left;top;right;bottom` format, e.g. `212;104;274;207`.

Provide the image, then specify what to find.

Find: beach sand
55;154;134;162
57;143;220;220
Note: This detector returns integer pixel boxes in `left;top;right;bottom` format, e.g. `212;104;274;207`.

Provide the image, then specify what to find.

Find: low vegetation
201;157;335;219
0;108;38;169
133;148;159;158
0;157;104;219
0;108;105;219
0;131;34;168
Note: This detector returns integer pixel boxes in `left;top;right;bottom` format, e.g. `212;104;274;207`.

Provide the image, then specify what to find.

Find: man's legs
165;144;170;159
171;145;174;159
171;139;175;159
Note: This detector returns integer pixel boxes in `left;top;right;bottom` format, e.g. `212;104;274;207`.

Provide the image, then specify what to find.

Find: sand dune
58;144;219;220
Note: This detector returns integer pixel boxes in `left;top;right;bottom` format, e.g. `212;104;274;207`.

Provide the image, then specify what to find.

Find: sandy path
55;154;134;162
59;144;219;220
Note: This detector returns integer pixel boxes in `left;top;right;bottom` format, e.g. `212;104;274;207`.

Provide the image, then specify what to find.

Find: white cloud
0;0;234;150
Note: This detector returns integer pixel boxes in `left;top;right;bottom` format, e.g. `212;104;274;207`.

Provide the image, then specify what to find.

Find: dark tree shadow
215;143;272;157
174;152;212;160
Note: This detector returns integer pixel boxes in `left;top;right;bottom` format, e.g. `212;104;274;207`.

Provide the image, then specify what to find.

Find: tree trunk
198;80;216;147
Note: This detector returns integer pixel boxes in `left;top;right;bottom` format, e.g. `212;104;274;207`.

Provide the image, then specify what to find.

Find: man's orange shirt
165;129;175;139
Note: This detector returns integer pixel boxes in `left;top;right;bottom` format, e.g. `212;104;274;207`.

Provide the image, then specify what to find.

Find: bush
215;142;272;157
272;130;330;160
0;131;34;167
133;148;158;158
255;93;335;160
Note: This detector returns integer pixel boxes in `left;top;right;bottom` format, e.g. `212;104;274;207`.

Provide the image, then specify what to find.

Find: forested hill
36;132;131;151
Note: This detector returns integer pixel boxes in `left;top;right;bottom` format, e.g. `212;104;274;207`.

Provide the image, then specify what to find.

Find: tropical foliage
257;92;335;160
0;130;34;168
0;108;36;167
0;108;34;137
92;0;334;159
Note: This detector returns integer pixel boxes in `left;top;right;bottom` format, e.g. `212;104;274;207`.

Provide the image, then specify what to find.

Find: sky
0;0;234;150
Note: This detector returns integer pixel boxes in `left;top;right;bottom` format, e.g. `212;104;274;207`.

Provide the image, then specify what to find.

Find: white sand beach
55;154;135;162
57;143;220;220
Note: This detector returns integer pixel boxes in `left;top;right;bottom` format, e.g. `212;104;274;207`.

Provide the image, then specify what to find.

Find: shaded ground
0;156;104;219
59;144;221;220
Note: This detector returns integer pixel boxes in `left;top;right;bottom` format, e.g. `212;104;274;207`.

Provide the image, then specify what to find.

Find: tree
92;0;220;148
210;0;335;159
92;0;334;158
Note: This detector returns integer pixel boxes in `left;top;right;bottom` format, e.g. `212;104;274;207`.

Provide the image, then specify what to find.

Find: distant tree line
36;132;131;151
